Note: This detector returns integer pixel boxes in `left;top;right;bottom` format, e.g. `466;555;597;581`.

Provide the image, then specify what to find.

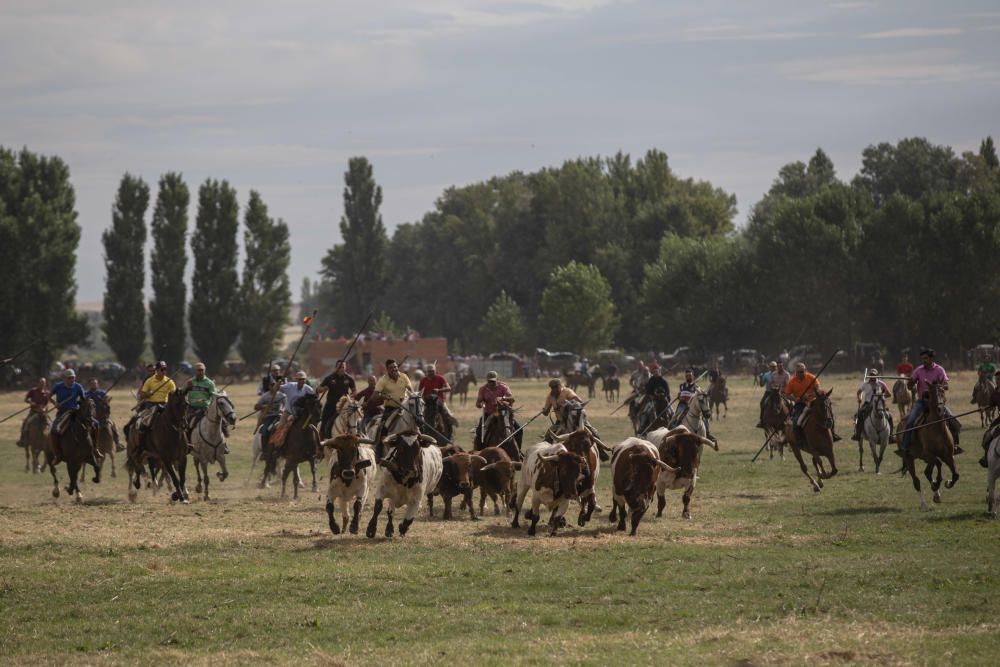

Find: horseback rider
48;369;99;467
260;363;284;395
644;363;671;402
474;370;518;448
852;369;895;443
318;359;356;439
418;364;458;428
979;370;1000;468
254;378;286;457
85;377;123;452
896;353;914;378
354;375;381;431
757;361;789;428
543;377;581;428
181;362;223;441
674;368;717;444
372;358;412;442
133;361;177;442
626;361;651;423
783;362;842;445
972;353;997;404
17;377;49;449
898;348;961;457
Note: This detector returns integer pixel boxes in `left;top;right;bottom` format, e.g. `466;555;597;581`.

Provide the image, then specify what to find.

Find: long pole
0;343;35;370
495;409;545;451
894;407;984;436
751;429;780;463
339;310;374;367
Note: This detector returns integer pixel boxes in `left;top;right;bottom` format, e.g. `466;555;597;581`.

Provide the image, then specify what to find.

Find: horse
634;392;672;436
601;375;620;402
367;390;424;458
452;370;476;406
564;368;598;399
761;391;789;461
783;390;838;493
422;392;454;445
902;382;958;510
190;393;237;501
986;432;1000;519
320;394;364;460
859;393;892;474
973;376;997;428
476;398;522;461
708;375;728;419
80;393;118;482
545;398;589;441
892;379;913;422
20;411;48;474
50;398;100;502
127;391;189;504
265;393;322;499
671;392;711;438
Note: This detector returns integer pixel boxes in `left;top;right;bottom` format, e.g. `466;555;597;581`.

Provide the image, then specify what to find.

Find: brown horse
601;375;620;402
761;391;789;461
708;375;728;419
20;411;48;474
264;393;321;499
892;379;913;422
451;370;476;406
973;377;996;428
903;382;959;510
51;398;100;502
784;390;838;493
126;392;189;504
476;399;522;461
81;393;118;482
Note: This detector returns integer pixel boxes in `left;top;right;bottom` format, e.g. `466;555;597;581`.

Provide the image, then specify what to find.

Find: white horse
190;393;236;500
320;394;364;462
860;393;892;474
987;433;1000;519
672;391;711;438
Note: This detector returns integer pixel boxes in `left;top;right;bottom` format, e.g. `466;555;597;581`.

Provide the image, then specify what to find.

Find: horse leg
906;458;928;510
310;460;318;493
109;450;116;478
791;445;822;493
66;461;82;502
162;462;186;504
812;456;826;488
195;457;204;495
24;445;30;473
857;437;865;472
201;461;210;501
293;464;302;500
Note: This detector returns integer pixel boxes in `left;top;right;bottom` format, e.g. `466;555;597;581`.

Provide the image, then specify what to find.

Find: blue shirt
85;389;107;403
51;382;85;412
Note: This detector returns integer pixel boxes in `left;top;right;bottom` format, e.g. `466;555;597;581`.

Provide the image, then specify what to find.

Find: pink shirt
477;381;511;414
912;363;948;396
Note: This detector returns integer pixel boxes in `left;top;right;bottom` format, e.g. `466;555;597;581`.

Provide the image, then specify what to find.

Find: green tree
479;291;526;352
538;262;618;353
321;157;388;331
149;173;189;367
0;147;88;375
853;138;960;206
189;179;240;374
101;173;149;369
980;136;999;170
238;191;291;373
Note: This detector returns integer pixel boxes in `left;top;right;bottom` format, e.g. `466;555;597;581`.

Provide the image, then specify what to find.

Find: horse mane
336;394;354;412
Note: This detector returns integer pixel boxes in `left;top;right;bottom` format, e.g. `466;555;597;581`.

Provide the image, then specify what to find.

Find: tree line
312;139;1000;359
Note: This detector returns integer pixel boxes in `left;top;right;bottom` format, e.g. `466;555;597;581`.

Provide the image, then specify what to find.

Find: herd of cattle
321;423;716;539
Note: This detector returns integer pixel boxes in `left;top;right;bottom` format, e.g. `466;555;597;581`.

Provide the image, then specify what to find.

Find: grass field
1;372;998;666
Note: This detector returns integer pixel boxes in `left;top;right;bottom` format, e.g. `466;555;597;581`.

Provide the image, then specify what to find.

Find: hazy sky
3;0;999;303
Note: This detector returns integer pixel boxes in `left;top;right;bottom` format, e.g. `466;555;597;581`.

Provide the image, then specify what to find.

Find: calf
608;437;678;535
472;446;520;517
512;442;588;536
432;451;487;520
323;433;377;535
647;426;718;519
366;433;443;538
551;428;600;526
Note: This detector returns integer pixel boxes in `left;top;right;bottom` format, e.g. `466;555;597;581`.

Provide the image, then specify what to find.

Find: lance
494;409;545;452
131;367;184;412
611;391;637;415
751;428;781;463
894;407;985;436
0;366;130;424
243;310;318;424
0;343;36;370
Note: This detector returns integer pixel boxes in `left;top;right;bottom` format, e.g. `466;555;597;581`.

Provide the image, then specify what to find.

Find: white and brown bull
647;426;718;519
549;428;601;526
322;433;377;535
511;442;589;537
608;437;678;536
366;432;443;538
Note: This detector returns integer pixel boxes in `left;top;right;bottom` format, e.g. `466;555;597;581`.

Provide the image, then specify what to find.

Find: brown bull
432;451;487;520
551;428;600;527
650;426;718;519
609;437;676;535
472;446;520;516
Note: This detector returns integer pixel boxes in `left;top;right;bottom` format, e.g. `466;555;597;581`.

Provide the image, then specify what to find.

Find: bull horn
698;436;719;451
538;453;560;462
657;460;681;473
592;436;612;453
358;437;374;445
471;455;487;465
479;462;496;473
418;434;437;444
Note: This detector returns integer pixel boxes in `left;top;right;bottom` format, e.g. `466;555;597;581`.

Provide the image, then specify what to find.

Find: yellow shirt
544;387;581;414
141;375;177;404
375;373;413;406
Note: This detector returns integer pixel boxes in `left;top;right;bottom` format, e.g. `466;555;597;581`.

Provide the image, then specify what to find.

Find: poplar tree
102;173;148;369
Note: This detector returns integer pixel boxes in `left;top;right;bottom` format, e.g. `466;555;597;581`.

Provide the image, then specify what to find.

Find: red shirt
896;362;914;377
477;382;512;414
418;374;448;399
25;387;49;410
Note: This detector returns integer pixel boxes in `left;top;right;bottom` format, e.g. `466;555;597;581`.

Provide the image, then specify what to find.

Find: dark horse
476;398;522;461
127;392;189;504
784;390;838;493
265;393;321;499
761;390;789;461
50;397;101;502
601;375;620;402
903;381;959;510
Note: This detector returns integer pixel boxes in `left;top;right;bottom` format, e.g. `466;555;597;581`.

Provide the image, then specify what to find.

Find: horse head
213;392;237;428
815;389;835;429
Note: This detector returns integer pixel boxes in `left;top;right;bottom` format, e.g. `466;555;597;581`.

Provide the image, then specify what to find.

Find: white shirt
280;381;315;413
858;380;889;404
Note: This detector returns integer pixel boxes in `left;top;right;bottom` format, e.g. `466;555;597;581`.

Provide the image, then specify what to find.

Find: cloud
683;23;816;42
780;49;998;85
862;27;962;39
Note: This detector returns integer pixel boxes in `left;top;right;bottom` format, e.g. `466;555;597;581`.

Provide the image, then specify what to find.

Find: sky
2;0;999;303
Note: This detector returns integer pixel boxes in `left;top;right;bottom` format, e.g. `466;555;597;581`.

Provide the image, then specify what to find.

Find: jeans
902;399;959;451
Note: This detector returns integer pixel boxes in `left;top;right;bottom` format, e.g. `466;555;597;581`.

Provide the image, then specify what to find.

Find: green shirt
978;362;996;378
185;376;217;409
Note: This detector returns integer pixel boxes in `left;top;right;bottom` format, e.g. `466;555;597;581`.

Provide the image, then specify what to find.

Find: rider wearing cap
17;377;50;450
852;369;894;443
674;368;716;444
757;361;789;428
475;370;519;449
319;359;357;439
48;369;90;464
135;361;177;435
783;362;842;444
181;362;220;436
418;364;457;428
260;363;284;396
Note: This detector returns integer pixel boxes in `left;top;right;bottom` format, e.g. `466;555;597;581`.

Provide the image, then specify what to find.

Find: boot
832;432;843;442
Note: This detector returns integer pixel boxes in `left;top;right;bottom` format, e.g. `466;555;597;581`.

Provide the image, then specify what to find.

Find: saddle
270;418;294;449
53;410;76;435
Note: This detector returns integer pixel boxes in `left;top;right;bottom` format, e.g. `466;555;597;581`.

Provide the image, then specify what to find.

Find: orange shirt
784;373;820;401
